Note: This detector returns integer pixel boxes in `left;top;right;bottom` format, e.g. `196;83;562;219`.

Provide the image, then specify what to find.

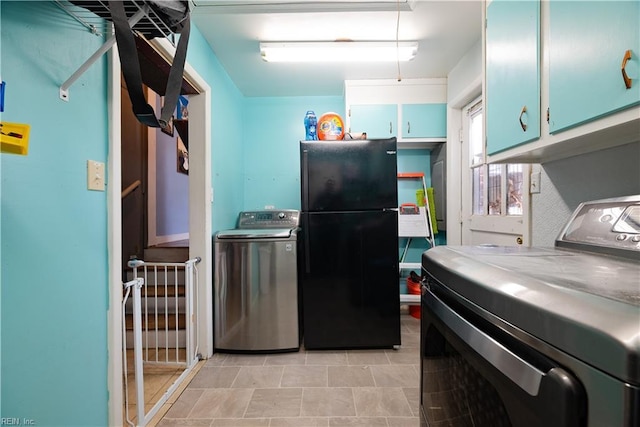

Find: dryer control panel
557;195;640;256
238;209;300;229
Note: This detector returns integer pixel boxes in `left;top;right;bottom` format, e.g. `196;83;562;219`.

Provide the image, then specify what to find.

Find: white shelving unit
398;172;435;305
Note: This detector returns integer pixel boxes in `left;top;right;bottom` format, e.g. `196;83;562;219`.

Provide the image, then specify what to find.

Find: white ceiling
190;0;482;97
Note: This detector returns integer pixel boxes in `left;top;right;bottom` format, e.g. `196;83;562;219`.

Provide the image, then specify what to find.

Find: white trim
107;45;123;427
446;79;482;246
449;75;482;110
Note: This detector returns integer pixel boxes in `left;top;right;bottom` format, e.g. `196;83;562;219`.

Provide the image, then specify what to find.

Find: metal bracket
59;5;148;102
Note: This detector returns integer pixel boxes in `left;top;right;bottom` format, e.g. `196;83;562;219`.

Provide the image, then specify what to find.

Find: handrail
121;179;141;199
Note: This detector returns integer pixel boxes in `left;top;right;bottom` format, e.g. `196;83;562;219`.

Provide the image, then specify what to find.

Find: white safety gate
122;257;201;427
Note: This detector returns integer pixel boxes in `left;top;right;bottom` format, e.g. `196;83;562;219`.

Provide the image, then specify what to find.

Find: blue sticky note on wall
0;81;5;112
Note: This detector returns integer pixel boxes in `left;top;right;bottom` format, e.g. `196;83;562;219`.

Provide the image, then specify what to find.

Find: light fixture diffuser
260;41;418;63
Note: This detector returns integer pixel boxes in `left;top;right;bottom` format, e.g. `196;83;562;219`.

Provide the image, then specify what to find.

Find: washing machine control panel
238;210;300;229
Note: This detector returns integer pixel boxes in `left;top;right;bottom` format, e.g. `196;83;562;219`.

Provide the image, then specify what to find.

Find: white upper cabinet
345;79;447;149
485;0;640;163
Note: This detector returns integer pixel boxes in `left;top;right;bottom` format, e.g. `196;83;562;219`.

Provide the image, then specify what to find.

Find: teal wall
0;2;434;424
0;3;246;425
242;98;345;210
185;25;245;233
240;95;432;264
1;2;109;426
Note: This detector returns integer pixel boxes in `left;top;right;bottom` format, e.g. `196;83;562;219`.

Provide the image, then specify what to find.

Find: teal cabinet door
401;104;447;138
486;0;540;155
349;104;397;138
549;0;640;133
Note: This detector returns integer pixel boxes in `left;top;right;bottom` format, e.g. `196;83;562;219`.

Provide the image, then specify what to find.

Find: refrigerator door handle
302;150;309;211
304;223;311;274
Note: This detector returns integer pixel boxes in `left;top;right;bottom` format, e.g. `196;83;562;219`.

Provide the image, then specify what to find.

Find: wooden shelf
397;172;425;178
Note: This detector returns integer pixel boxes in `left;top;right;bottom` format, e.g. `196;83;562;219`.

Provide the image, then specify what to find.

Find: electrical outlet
87;160;105;191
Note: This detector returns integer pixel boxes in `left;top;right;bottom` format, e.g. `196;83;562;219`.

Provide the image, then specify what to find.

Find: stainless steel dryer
214;210;301;353
420;195;640;426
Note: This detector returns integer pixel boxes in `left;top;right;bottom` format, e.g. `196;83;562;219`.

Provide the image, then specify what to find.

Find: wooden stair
143;240;189;263
125;312;186;331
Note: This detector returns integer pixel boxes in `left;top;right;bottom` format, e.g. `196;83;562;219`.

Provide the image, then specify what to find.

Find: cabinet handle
519;105;528;132
389;121;393;134
407;121;411;134
622;50;633;89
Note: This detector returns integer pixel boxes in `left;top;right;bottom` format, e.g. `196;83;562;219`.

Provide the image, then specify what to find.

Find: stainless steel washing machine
214;209;301;353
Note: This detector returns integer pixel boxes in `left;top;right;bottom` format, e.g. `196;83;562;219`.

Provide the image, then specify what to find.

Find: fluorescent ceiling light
260;41;418;63
192;1;416;13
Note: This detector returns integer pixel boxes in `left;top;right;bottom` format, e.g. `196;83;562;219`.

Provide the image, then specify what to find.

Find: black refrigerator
300;138;401;349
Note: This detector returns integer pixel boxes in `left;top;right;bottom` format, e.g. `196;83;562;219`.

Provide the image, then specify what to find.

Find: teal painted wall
0;3;434;424
1;2;109;426
242;98;345;210
185;25;245;232
0;5;246;425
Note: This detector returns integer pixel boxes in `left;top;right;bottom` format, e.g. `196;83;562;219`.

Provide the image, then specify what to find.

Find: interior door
121;78;147;276
460;97;532;246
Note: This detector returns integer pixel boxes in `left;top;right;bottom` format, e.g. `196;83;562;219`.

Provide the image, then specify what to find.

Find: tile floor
155;312;421;427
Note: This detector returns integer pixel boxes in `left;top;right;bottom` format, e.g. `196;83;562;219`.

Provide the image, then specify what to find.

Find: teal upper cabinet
486;0;540;155
548;0;640;133
401;104;447;138
345;79;447;149
349;104;398;138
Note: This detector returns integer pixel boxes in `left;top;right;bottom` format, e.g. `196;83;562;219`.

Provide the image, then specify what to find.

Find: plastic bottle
304;110;318;141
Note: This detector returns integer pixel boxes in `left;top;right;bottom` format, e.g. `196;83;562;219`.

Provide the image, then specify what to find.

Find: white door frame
106;40;213;426
458;96;531;247
446;75;482;245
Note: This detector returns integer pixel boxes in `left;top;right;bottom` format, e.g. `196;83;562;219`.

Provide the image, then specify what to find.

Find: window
467;101;524;217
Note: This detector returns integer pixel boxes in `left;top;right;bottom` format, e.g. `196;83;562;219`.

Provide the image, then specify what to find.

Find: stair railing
123;257;201;427
121;179;141;199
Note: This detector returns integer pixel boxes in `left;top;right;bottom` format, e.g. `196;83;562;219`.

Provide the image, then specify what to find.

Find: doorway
460;96;531;246
107;39;213;426
121;79;148;277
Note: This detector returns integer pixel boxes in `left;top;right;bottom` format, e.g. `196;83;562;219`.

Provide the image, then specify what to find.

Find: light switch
530;171;541;194
87;160;105;191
